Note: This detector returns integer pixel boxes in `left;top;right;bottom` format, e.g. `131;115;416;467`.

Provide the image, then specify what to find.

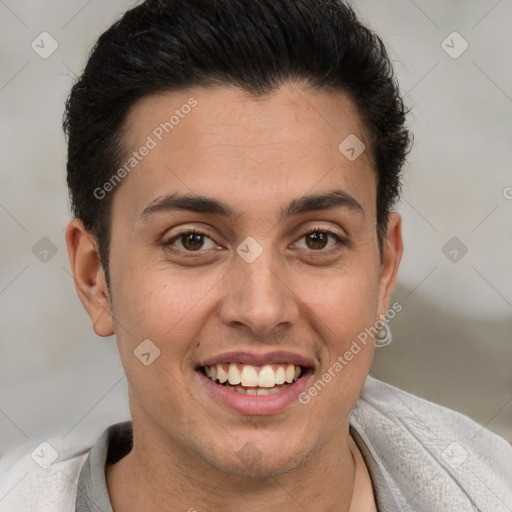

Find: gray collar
75;420;395;512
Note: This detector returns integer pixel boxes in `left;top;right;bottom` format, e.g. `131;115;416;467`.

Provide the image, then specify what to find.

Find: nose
218;248;300;338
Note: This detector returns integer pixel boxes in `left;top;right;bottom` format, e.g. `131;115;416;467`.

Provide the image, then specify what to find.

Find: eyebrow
140;189;364;221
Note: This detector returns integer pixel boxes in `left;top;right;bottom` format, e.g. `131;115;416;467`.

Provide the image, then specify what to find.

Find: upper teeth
204;363;302;388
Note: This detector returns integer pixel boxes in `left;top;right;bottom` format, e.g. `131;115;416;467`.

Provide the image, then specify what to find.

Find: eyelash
163;226;347;255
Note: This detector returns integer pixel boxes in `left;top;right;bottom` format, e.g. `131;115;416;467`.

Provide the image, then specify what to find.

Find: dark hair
64;0;411;284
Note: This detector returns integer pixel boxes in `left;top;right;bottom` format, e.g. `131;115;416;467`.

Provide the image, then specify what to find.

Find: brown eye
294;229;345;252
165;231;217;252
181;233;205;251
306;232;329;250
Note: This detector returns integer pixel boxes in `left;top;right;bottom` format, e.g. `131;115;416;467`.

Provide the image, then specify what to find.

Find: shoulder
350;375;512;511
0;433;93;512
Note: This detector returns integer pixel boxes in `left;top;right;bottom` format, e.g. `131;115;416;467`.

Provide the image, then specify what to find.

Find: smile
201;363;304;395
196;351;314;414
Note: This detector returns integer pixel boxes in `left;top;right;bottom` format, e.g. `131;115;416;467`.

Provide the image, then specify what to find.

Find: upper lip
198;350;317;369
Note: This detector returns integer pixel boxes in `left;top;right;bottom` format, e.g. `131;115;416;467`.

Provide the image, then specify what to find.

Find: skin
66;82;402;512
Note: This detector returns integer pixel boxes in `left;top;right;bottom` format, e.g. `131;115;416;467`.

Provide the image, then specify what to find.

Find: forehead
114;83;376;223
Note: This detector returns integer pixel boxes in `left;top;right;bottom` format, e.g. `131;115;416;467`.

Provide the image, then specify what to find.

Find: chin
198;432;314;479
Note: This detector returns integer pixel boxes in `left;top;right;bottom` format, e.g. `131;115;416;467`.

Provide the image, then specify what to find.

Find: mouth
200;363;305;395
196;351;315;415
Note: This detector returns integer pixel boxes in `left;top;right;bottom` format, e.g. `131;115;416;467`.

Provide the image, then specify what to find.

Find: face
68;82;402;479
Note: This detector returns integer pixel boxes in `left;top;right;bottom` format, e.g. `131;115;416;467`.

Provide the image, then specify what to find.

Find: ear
65;218;115;337
376;212;403;319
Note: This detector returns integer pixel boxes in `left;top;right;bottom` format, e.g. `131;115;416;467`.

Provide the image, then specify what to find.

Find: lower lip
197;369;312;415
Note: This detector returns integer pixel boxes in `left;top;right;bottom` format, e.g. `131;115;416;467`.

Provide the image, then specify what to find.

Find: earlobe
65;219;115;337
377;212;403;318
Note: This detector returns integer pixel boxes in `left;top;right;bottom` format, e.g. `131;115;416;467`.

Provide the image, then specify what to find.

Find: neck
106;420;357;512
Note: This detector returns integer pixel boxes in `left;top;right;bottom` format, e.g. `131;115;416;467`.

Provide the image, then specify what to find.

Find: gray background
0;0;511;457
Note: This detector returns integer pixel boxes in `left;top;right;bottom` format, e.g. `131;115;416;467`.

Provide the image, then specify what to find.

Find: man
0;1;510;511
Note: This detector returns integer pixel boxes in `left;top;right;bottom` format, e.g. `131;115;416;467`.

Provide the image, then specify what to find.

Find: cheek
298;259;379;399
110;264;223;356
295;267;378;428
300;261;380;344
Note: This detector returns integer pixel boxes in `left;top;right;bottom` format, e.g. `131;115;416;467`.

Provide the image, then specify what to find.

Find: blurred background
0;0;511;458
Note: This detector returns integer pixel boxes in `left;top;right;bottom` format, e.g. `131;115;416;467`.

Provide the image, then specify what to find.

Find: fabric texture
0;375;510;512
